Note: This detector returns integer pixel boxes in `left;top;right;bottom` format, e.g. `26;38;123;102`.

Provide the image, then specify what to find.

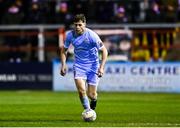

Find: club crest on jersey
83;38;89;43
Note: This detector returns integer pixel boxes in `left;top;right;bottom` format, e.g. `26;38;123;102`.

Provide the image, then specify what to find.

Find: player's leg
75;78;90;109
87;71;99;110
87;85;98;110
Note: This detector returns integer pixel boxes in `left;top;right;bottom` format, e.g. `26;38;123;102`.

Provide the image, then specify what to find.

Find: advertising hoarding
0;62;52;90
53;60;180;93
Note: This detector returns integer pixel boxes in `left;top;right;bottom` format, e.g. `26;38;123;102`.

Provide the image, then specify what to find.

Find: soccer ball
81;109;97;122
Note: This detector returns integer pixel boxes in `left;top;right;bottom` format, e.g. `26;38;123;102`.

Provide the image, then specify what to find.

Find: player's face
73;20;86;35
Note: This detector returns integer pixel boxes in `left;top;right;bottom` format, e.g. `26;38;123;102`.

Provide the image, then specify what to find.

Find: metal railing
0;23;179;62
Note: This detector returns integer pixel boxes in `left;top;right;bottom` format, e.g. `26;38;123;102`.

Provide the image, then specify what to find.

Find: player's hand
98;66;104;77
60;64;67;76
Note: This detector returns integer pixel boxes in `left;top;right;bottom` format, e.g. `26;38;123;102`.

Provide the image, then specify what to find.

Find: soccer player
60;14;108;110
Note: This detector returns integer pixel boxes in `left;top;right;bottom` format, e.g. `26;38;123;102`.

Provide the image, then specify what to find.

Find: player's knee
88;92;97;100
78;88;86;97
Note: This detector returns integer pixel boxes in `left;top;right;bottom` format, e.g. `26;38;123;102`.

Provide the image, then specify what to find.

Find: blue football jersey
64;28;103;67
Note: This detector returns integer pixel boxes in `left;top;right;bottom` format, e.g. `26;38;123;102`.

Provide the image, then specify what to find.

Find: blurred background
0;0;180;62
0;0;180;91
0;1;180;126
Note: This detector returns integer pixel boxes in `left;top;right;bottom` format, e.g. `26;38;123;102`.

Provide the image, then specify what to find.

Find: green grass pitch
0;91;180;127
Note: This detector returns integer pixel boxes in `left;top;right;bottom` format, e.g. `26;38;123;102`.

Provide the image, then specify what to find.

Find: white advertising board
53;60;180;93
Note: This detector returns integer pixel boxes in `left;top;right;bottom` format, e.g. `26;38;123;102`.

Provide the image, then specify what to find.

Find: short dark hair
73;14;86;23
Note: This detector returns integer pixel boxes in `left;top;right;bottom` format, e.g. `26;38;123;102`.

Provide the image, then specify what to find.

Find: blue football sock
80;96;90;109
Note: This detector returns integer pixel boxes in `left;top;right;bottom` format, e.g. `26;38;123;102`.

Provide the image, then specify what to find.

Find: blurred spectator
0;0;179;24
1;1;24;62
178;0;180;21
113;6;128;23
0;0;6;23
129;0;141;22
145;1;165;23
86;0;96;23
162;0;178;22
55;1;72;29
25;1;46;24
25;1;47;61
1;2;24;25
95;1;114;23
70;0;84;14
139;0;149;22
0;0;179;62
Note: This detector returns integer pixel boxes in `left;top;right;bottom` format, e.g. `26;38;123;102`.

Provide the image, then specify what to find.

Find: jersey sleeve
64;31;72;48
91;31;104;50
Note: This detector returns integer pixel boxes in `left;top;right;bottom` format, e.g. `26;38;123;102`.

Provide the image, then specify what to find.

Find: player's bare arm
98;43;108;77
60;47;68;76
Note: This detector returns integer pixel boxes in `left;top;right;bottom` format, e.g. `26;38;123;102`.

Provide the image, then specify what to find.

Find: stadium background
0;0;180;127
0;0;179;90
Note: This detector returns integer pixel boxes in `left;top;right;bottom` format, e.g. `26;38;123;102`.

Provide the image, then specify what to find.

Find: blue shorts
73;64;100;86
